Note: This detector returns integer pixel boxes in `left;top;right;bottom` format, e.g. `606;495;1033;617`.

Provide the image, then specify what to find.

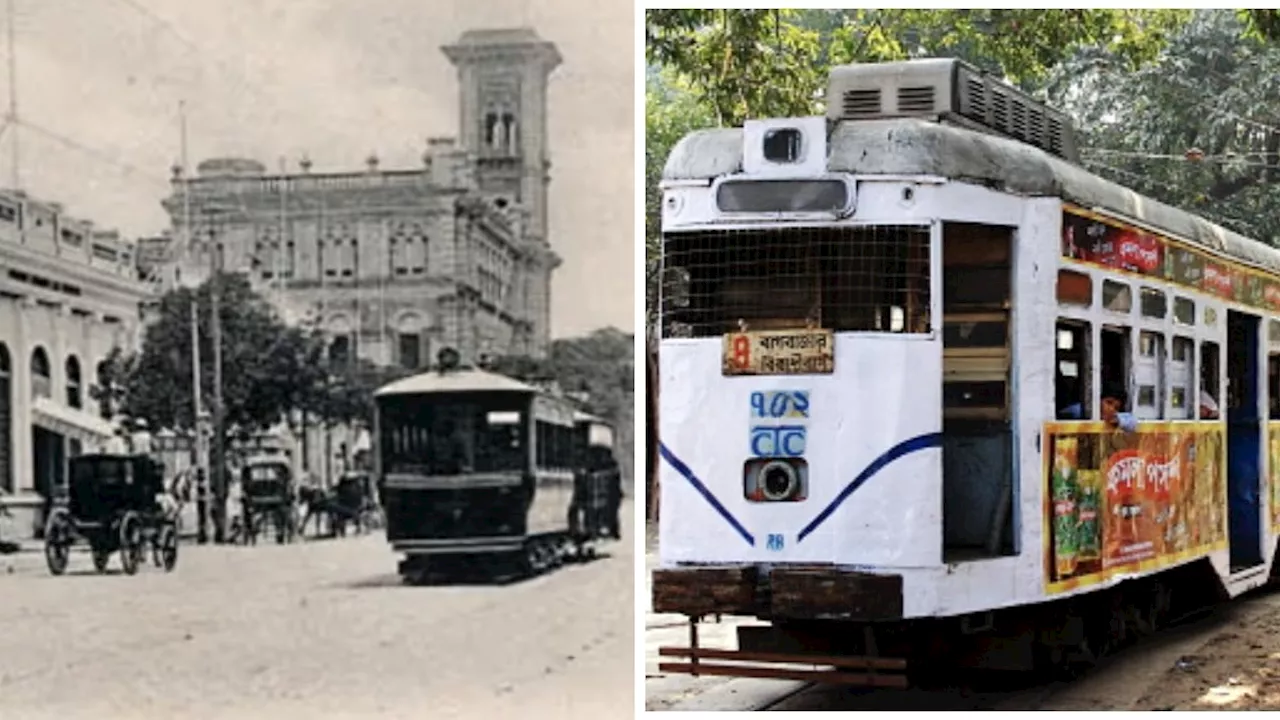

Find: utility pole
207;207;228;543
5;0;19;191
180;100;209;544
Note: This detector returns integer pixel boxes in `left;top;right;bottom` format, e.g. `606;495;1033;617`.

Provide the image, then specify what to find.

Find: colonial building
155;27;563;369
0;190;150;536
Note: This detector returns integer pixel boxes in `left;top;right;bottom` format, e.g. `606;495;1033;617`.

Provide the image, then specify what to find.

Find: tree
645;10;1188;126
105;274;322;439
300;354;411;433
645;70;714;335
1048;10;1280;244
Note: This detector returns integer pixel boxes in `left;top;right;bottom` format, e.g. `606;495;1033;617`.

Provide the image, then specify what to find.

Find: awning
32;397;117;444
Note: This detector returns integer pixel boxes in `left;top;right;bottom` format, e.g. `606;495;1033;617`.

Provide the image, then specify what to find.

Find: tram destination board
722;328;834;376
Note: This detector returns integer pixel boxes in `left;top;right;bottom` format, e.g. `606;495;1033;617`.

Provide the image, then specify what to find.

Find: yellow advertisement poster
1270;423;1280;531
1044;423;1226;594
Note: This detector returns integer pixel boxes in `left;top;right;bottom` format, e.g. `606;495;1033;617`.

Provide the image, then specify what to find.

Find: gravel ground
0;507;634;720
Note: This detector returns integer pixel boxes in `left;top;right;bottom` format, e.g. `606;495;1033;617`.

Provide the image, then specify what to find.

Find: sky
3;0;634;338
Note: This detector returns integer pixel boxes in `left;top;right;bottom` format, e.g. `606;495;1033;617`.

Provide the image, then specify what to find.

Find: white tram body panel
660;335;943;569
657;112;1279;622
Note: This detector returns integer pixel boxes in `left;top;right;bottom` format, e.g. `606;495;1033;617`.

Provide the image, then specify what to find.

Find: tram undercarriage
654;558;1225;688
397;531;602;585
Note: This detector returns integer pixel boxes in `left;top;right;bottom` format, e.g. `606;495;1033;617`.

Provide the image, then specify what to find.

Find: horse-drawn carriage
331;471;381;535
297;470;381;538
44;453;178;576
238;455;297;545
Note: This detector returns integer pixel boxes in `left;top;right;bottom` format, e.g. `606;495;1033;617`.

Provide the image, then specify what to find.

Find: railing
181;170;429;196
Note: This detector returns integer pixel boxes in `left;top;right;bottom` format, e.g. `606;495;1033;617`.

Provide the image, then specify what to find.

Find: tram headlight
743;458;808;503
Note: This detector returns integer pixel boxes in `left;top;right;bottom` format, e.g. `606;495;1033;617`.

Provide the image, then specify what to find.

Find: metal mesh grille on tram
659;225;931;339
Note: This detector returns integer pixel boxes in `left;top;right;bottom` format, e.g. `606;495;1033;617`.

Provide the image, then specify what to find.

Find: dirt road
0;514;633;720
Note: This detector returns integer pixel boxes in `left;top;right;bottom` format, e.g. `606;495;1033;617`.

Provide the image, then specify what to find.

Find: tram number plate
722;328;835;376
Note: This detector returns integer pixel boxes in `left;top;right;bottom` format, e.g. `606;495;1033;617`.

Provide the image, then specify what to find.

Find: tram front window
661;225;931;338
380;400;525;476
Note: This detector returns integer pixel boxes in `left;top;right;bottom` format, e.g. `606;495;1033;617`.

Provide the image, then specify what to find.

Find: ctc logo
751;425;806;457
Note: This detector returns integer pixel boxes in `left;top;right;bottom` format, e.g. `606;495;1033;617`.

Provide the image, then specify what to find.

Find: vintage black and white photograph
0;1;634;718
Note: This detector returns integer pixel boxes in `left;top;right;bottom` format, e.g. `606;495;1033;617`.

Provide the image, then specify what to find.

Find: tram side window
1173;297;1195;325
1269;352;1280;419
1133;331;1164;420
1057;270;1092;307
535;421;550;468
1055;320;1090;420
1140;288;1167;319
1201;341;1221;419
1270;320;1280;419
1099;326;1131;410
534;421;574;472
1102;280;1132;314
1170;336;1194;420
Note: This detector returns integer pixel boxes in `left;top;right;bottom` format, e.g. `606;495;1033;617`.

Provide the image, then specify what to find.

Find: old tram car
652;58;1280;685
375;353;610;583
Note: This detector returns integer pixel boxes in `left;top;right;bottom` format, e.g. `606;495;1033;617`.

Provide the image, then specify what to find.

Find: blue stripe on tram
797;432;944;543
659;443;756;547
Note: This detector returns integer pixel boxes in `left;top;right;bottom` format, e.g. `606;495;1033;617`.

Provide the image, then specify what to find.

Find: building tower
444;28;562;357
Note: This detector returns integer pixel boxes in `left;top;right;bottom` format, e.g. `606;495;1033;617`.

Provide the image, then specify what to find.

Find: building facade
154;27;563;370
0;190;150;537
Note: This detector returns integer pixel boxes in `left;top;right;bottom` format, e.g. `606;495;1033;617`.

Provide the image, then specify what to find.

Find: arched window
329;335;351;367
31;347;50;399
397;313;423;370
502;113;519;153
65;356;81;409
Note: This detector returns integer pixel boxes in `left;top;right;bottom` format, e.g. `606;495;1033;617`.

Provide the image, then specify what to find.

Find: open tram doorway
1226;310;1264;572
940;222;1016;562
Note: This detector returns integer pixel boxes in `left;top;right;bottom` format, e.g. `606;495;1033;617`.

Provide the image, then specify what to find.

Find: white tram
652;58;1280;683
375;350;609;582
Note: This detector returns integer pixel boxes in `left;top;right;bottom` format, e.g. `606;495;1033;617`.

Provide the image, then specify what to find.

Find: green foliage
1051;10;1280;243
646;10;826;128
645;70;715;335
1241;9;1280;42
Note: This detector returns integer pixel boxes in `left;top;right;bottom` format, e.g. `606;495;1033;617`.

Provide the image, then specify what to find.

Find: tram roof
662;117;1280;276
574;410;606;425
374;367;537;398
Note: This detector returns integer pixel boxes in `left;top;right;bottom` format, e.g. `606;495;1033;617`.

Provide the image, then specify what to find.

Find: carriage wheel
118;513;143;576
43;510;71;576
157;525;178;572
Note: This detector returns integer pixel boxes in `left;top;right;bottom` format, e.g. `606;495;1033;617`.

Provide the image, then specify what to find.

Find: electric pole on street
202;204;229;543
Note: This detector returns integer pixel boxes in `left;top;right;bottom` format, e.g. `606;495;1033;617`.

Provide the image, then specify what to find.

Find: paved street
0;504;634;720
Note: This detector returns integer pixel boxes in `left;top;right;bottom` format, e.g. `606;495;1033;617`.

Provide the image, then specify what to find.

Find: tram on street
652;56;1280;685
375;348;616;584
